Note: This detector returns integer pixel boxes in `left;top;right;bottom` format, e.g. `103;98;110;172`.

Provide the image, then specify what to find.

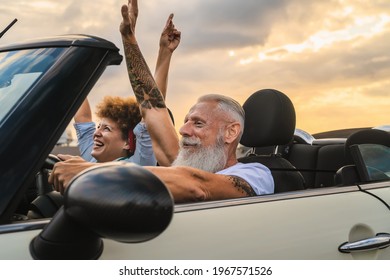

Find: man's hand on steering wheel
48;155;96;195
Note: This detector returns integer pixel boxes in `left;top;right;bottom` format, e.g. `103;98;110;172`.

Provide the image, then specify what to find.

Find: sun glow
27;1;58;10
239;14;390;65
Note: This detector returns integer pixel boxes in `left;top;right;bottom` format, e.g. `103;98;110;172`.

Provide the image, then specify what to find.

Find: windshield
0;48;66;121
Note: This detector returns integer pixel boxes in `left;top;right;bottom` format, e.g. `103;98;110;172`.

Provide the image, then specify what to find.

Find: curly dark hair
95;96;141;140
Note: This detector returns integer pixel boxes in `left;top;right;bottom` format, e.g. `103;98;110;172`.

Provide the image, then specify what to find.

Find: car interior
238;88;390;193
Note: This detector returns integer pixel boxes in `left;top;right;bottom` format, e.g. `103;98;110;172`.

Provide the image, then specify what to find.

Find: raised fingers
130;0;139;18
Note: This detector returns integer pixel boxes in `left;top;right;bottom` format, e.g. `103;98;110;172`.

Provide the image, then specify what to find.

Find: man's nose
179;122;192;137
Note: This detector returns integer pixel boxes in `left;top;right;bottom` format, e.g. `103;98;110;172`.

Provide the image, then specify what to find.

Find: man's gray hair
197;94;245;138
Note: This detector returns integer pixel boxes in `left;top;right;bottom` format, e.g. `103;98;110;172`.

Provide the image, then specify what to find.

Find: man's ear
224;122;241;144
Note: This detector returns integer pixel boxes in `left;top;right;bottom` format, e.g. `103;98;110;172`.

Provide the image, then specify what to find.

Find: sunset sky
1;0;389;138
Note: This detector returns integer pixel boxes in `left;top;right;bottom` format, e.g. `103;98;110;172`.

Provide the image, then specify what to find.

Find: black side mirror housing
30;162;174;259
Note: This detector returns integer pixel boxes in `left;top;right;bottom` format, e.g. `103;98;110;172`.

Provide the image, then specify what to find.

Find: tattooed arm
145;166;256;203
49;155;256;201
120;0;179;166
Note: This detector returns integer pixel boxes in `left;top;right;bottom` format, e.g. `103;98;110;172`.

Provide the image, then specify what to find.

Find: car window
0;48;66;121
350;143;390;182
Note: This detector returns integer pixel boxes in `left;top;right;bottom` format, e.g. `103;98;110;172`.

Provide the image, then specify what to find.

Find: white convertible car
0;35;389;260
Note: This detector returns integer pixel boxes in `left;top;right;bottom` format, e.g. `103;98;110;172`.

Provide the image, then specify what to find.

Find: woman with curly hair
72;13;180;164
74;95;148;163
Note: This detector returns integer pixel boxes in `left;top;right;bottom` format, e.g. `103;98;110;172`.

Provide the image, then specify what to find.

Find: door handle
339;233;390;253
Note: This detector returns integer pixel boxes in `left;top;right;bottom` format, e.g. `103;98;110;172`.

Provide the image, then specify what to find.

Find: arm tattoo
123;42;166;109
228;176;256;196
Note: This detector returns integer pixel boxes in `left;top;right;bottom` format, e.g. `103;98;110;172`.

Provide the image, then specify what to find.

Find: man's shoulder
218;162;270;173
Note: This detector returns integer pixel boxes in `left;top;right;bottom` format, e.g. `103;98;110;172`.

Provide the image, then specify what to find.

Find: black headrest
240;89;296;147
345;128;390;163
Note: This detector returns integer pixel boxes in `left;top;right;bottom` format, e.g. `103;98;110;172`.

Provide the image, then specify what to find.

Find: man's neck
224;157;238;170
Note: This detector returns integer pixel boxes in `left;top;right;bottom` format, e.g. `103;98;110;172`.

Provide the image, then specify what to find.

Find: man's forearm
154;48;173;100
122;37;179;166
122;38;166;110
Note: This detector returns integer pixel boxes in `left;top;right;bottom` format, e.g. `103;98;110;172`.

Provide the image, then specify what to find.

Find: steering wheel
36;154;61;196
44;153;61;169
27;154;64;219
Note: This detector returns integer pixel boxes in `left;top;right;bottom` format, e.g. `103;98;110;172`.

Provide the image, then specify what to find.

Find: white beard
172;136;227;173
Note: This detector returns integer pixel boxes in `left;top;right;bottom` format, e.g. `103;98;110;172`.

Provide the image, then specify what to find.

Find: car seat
238;89;305;193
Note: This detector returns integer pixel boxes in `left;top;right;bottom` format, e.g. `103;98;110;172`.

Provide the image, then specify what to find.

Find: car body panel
360;183;390;209
0;229;39;260
99;185;390;260
1;184;389;260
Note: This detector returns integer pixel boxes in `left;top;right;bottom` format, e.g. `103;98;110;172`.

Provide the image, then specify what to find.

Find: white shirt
216;162;274;195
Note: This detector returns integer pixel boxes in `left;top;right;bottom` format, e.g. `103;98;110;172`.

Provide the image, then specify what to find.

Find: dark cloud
163;0;289;51
291;30;390;90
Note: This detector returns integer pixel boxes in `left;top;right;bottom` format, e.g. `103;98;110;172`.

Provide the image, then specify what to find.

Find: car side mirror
29;162;174;259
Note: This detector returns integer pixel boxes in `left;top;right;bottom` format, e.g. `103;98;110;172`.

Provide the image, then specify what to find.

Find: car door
99;183;390;260
0;181;388;260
